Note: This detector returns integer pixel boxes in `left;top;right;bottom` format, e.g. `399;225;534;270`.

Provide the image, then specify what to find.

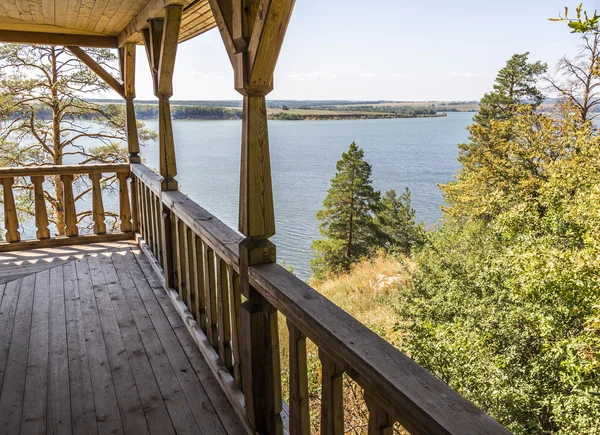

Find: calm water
139;112;473;279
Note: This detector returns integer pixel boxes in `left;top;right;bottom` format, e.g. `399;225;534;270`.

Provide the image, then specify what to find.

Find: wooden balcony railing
0;163;134;252
131;163;509;435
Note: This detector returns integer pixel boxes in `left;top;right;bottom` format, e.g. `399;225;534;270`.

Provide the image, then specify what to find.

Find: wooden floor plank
98;251;177;435
0;241;246;435
21;269;51;434
0;279;21;389
132;246;247;435
122;248;233;435
74;257;124;435
0;275;35;434
87;254;150;435
110;251;202;435
64;260;98;435
47;266;72;435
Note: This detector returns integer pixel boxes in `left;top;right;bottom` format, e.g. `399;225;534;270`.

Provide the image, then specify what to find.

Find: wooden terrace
0;0;510;434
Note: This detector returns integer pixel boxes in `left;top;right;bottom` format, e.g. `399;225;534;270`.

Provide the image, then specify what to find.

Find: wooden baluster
319;349;344;435
30;176;49;240
202;241;218;347
1;177;20;242
241;288;283;435
161;203;175;289
130;176;139;233
155;195;164;264
60;174;78;237
228;264;242;387
117;172;132;232
175;217;187;301
365;392;394;435
192;235;206;331
140;184;149;242
184;226;196;317
149;191;158;256
171;214;180;291
89;173;106;235
287;321;310;435
216;257;232;371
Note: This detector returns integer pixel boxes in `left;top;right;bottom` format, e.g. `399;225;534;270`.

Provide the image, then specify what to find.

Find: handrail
0;163;129;178
131;162;509;435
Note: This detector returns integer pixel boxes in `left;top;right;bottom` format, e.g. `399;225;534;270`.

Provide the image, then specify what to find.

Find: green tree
375;188;425;256
0;44;155;234
311;142;380;278
402;73;600;433
473;52;547;128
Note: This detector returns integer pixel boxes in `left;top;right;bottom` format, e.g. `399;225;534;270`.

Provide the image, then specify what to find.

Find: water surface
140;112;473;279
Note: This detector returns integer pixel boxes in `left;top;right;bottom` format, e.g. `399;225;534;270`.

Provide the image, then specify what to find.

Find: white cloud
441;72;490;79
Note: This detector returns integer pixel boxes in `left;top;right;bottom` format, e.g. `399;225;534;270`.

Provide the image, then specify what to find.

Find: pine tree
473;52;547;128
375;188;425;256
311;142;380;278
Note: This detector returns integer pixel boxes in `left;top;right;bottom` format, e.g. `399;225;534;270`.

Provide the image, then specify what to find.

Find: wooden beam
246;0;295;88
158;5;183;96
117;0;184;47
0;30;117;48
67;46;125;98
207;0;236;63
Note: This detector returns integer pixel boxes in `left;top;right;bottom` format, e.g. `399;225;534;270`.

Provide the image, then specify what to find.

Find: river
138;111;474;279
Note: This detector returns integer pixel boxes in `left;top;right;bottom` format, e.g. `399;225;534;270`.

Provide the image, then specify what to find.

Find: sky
123;0;600;101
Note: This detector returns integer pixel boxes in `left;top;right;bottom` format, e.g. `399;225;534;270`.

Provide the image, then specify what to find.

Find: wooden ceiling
0;0;216;47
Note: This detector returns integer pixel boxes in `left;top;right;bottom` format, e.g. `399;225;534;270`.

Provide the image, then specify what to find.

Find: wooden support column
120;43;141;163
209;1;295;433
142;5;182;192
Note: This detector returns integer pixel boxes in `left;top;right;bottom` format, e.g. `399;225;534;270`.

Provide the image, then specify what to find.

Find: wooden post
121;43;141;163
30;176;50;240
287;320;310;435
1;177;20;242
89;173;106;235
208;1;295;432
365;392;394;435
117;172;132;232
142;6;182;192
319;349;344;435
60;174;78;237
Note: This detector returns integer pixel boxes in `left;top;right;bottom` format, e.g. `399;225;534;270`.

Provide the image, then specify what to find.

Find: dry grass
279;252;414;433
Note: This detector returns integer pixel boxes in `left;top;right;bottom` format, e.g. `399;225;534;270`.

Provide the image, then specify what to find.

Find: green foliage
135;104;241;120
550;4;600;33
402;71;600;432
311;142;380;278
375;188;425;256
473;53;547;128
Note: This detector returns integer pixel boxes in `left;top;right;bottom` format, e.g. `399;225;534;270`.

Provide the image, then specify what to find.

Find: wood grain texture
320;348;344;435
287;320;309;435
89;172;107;235
30;176;50;239
1;177;20;243
0;163;129;178
117;172;133;232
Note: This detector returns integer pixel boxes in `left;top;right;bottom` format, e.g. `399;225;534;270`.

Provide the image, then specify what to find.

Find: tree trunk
50;47;65;236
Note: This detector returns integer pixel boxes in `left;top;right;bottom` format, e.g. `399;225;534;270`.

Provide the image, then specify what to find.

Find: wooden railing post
319;349;345;435
365;392;394;435
89;173;106;234
30;176;50;240
287;321;310;435
1;177;20;242
60;174;78;237
117;172;132;232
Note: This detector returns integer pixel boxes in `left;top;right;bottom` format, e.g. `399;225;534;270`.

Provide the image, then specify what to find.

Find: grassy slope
278;253;413;433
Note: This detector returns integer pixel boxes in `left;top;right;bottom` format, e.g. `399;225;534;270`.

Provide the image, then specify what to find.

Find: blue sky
129;0;600;101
